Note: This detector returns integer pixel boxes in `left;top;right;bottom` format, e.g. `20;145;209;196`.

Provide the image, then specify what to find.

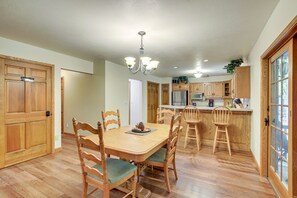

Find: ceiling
0;0;279;77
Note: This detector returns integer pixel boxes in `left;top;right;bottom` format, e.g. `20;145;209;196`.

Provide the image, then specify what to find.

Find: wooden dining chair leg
213;126;218;153
83;181;88;198
136;164;141;183
225;127;232;156
132;173;137;198
184;124;189;148
173;157;178;180
104;188;110;198
164;165;171;193
195;124;200;151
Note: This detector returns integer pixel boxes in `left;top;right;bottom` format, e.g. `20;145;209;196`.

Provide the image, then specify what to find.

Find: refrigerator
172;90;188;106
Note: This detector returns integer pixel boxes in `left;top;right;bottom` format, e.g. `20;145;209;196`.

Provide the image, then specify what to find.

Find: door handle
46;111;51;117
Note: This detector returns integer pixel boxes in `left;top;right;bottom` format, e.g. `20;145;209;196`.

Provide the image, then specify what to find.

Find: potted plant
223;58;243;74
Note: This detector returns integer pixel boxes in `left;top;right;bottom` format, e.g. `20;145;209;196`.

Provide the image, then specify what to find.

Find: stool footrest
216;140;228;143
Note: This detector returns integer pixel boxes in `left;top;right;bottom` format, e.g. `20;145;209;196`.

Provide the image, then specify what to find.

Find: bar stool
212;106;232;155
182;105;201;150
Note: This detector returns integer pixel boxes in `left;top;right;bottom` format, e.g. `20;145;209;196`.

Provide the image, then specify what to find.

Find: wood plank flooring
0;135;276;198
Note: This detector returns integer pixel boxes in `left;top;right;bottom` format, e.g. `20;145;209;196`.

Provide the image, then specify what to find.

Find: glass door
268;40;292;197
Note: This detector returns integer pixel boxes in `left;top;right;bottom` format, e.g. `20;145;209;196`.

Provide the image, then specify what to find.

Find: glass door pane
269;49;289;190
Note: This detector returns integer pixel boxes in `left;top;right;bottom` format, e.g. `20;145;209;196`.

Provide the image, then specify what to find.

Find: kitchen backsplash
192;98;224;107
192;98;250;108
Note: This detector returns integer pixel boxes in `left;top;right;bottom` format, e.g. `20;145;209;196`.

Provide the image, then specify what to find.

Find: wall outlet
66;123;69;128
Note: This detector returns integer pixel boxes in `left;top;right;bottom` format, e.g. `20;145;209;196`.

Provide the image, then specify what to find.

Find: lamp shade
140;57;152;66
149;60;159;69
194;73;203;78
125;57;136;68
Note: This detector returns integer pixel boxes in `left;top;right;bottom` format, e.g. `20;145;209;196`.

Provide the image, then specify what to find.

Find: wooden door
147;81;159;123
0;57;52;168
161;84;169;105
268;39;294;197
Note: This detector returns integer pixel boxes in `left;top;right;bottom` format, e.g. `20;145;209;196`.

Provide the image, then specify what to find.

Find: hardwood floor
0;135;276;198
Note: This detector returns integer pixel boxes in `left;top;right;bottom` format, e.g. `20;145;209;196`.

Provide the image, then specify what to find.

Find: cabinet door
204;83;213;98
223;81;231;98
234;66;250;98
213;82;223;97
196;83;204;92
172;83;188;91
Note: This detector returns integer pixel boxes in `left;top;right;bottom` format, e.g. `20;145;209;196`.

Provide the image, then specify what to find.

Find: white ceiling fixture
194;72;203;78
125;31;159;75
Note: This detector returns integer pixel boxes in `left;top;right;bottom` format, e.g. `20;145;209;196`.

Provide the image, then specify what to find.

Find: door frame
260;16;297;196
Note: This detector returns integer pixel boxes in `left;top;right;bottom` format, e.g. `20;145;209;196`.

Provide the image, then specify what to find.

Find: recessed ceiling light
173;66;178;69
203;59;208;62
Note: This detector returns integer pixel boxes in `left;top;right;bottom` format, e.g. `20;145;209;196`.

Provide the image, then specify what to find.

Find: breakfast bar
160;105;253;152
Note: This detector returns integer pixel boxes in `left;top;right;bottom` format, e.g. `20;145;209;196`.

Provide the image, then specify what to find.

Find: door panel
31;82;46;111
6;80;25;113
6;123;25;153
26;121;47;148
0;57;52;168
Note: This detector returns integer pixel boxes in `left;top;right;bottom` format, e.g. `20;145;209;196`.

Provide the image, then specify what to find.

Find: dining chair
182;105;201;150
212;106;232;155
139;114;181;193
101;109;121;132
156;108;175;124
72;118;137;198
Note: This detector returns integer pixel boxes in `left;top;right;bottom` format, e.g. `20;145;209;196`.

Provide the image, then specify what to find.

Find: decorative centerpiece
135;122;145;131
132;122;151;133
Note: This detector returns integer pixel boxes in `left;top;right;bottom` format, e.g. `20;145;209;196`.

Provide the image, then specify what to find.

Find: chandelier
125;31;159;75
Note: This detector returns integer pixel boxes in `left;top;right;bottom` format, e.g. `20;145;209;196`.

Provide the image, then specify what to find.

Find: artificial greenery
223;58;243;74
178;76;188;84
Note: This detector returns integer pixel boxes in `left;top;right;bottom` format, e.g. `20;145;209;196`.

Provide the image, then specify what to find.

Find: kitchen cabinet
232;66;250;98
190;83;204;93
223;81;231;98
172;83;189;91
204;82;223;98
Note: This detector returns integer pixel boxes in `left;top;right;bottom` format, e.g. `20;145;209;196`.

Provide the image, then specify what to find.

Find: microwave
192;93;203;100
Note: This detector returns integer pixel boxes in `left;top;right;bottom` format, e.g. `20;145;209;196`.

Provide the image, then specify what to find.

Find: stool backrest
212;106;231;124
182;105;200;122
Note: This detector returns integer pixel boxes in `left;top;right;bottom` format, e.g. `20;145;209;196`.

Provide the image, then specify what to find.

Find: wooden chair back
72;118;108;186
157;108;176;124
101;109;121;131
166;114;181;163
212;106;232;124
182;105;200;123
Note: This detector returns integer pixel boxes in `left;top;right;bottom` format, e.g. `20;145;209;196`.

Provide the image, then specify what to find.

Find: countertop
160;105;253;112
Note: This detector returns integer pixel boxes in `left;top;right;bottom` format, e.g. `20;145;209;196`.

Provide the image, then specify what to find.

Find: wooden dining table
84;123;171;197
84;123;170;162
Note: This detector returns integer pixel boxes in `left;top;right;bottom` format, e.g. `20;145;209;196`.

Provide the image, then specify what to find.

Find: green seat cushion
147;148;167;163
90;158;136;184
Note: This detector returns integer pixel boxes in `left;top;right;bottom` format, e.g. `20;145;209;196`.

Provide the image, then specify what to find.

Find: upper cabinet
232;66;250;98
172;83;189;91
223;81;231;98
204;82;223;98
189;83;204;93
